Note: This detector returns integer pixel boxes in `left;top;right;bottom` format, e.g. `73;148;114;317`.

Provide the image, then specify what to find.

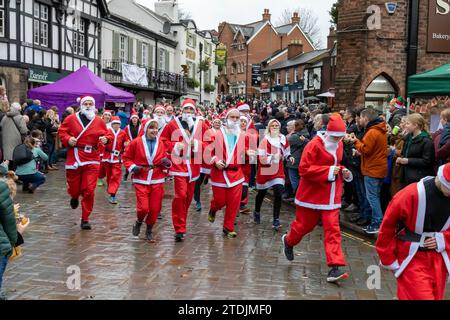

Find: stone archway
364;73;399;111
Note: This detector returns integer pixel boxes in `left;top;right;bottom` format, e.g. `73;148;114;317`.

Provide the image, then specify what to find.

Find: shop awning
317;91;335;98
408;62;450;97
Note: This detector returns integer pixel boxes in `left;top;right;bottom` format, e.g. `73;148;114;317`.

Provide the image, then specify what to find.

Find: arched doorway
365;74;397;111
220;84;225;94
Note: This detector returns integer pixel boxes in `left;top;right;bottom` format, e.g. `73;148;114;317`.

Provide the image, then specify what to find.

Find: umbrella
304;96;320;101
317;92;335;98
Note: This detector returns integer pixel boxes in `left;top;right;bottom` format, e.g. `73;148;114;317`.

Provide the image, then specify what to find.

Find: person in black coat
396;114;435;190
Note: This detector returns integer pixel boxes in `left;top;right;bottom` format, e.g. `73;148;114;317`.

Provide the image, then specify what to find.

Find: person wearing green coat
0;177;15;300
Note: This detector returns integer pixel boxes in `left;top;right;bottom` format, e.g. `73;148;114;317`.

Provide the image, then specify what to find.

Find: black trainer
175;233;184;242
132;221;143;237
145;225;154;241
70;198;79;209
282;234;294;261
326;266;349;283
356;217;371;227
80;220;91;230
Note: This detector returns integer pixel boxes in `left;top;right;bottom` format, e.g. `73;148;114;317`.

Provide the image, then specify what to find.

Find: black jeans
194;173;206;203
254;184;284;221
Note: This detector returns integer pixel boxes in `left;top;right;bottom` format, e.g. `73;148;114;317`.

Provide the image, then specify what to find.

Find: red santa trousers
134;184;164;226
397;250;447;300
98;162;106;180
286;207;346;267
102;163;122;195
210;184;243;232
66;164;100;222
172;176;196;234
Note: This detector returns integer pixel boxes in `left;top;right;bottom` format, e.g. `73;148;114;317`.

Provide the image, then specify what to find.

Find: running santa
99;116;130;204
282;114;353;283
376;163;450;300
58;96;111;230
123;119;172;241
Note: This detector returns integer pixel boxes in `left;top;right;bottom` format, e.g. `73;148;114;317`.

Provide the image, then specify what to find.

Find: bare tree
276;8;322;48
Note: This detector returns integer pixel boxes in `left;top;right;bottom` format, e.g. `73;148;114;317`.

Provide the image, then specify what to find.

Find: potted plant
204;84;216;93
186;77;200;88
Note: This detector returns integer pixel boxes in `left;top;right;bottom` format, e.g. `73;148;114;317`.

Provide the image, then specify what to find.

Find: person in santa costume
160;99;209;242
206;108;250;238
376;162;450;300
125;113;141;141
99;116;130;204
165;105;175;123
238;116;258;215
123;119;172;241
254;119;294;230
282;115;353;283
236;102;257;133
58;96;111;230
97;110;113;187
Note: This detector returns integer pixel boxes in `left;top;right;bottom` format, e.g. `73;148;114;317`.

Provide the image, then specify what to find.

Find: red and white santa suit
125;113;141;141
207;108;248;234
285;115;353;267
139;105;166;137
58;96;112;223
99;117;130;196
123;120;170;227
376;163;450;300
98;110;113;180
238;116;258;209
160;99;209;236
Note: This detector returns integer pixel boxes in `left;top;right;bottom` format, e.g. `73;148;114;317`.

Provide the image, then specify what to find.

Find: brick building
335;0;450;111
217;9;315;98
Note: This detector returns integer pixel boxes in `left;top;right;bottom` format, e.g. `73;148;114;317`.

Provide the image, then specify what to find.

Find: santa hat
77;95;95;107
102;110;112;117
111;116;121;125
212;117;222;124
143;109;150;114
154;105;166;113
240;115;249;123
438;163;450;190
237;102;250;112
225;108;240;118
182;99;196;112
394;96;405;110
130;112;139;120
326;115;347;137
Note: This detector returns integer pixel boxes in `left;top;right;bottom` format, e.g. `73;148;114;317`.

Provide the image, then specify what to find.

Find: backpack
13;144;34;166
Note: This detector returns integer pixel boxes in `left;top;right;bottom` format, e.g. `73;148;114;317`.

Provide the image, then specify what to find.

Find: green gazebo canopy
408;62;450;97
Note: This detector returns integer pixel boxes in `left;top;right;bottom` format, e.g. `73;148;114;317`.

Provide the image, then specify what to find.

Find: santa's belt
105;149;122;157
223;167;239;171
397;228;436;251
74;145;98;153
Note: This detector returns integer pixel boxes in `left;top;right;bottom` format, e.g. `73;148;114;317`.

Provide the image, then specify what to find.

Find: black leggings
254;184;284;220
194;173;206;203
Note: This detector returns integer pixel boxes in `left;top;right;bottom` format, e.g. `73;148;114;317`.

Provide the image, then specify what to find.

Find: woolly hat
326;115;347;137
77;96;95;107
438;163;450;190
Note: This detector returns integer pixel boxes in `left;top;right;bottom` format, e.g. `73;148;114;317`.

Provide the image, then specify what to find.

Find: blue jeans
288;168;300;194
354;173;372;219
18;172;46;190
364;176;384;226
0;255;8;292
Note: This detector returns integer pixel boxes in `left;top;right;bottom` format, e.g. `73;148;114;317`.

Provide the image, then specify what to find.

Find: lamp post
199;42;203;104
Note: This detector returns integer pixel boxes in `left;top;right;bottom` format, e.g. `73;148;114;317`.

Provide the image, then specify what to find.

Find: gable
246;21;278;45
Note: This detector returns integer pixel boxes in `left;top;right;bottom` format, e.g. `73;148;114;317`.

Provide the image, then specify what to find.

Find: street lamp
199;42;203;104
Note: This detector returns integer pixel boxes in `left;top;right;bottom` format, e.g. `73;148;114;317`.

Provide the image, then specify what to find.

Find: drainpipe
406;0;419;101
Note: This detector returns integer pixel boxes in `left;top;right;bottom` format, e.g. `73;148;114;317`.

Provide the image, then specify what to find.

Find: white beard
182;114;194;128
155;116;166;129
165;115;173;123
81;107;95;120
324;136;339;154
226;120;240;136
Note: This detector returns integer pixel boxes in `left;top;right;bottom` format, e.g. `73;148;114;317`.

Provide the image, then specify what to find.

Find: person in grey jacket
286;119;310;194
0;102;28;169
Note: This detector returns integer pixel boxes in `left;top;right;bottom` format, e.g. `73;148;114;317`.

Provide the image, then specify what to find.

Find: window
0;0;5;37
276;72;280;85
187;33;196;48
142;43;148;67
187;61;195;79
33;2;49;47
294;69;299;83
119;35;128;62
73;19;86;56
230;65;235;74
285;70;290;84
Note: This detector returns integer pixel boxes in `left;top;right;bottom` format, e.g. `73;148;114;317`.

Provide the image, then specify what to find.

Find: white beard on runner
182;113;195;129
226;119;240;136
324;135;339;154
81;105;95;120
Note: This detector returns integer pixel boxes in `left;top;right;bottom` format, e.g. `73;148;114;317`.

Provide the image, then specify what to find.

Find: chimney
291;12;300;24
262;9;271;21
288;40;303;59
327;26;337;49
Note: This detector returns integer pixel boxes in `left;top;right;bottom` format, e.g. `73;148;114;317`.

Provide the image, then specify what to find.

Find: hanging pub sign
215;43;227;66
427;0;450;53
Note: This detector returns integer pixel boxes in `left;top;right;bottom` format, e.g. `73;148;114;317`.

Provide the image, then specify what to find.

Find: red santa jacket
58;113;110;169
256;134;291;189
122;130;168;185
376;177;450;279
125;123;141;141
207;127;247;188
295;133;351;210
160;117;208;182
200;127;219;175
102;127;129;163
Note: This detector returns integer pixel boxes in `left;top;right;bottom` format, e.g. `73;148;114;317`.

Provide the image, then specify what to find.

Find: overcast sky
135;0;336;48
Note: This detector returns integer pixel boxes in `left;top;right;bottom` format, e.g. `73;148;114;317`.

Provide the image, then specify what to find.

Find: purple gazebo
28;66;135;113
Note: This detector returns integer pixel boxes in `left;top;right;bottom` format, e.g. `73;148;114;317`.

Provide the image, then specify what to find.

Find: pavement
2;164;447;300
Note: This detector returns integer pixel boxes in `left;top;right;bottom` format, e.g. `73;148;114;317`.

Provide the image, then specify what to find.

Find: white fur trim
436;232;446;253
256;178;285;190
328;166;337;182
295;199;341;210
128;164;137;173
438;165;450;190
200;168;211;174
380;260;400;271
237;104;250;111
182;103;196;111
210;178;244;188
326;131;346;137
132;178;166;185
